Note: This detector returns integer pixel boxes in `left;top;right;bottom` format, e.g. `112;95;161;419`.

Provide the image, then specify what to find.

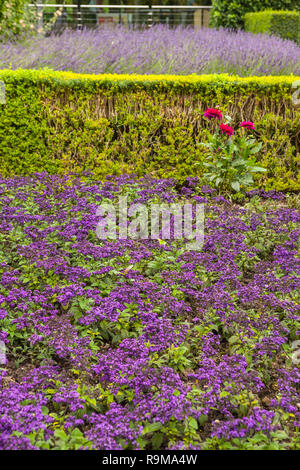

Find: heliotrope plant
201;108;266;193
0;173;299;450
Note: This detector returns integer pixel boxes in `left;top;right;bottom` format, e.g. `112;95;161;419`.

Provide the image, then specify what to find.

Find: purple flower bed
1;25;299;76
0;172;299;450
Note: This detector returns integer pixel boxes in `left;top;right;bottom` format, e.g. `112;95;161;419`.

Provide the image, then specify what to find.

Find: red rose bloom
240;121;255;130
203;108;222;120
219;123;234;136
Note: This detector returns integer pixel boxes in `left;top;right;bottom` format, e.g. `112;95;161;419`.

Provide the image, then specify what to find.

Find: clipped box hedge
0;69;299;191
210;0;298;30
244;10;300;44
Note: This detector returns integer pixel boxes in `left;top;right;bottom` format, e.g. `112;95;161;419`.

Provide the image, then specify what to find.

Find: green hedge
210;0;298;30
0;69;299;191
0;0;28;37
244;10;300;44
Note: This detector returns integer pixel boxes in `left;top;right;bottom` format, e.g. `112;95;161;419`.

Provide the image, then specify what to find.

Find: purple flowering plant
0;25;299;76
0;173;299;450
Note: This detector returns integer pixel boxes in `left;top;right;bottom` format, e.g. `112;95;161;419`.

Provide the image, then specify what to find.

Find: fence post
37;5;43;29
77;0;82;30
148;4;153;29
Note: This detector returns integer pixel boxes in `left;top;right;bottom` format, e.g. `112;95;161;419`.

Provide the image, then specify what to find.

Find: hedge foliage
0;0;29;37
244;10;300;44
210;0;299;30
0;69;299;191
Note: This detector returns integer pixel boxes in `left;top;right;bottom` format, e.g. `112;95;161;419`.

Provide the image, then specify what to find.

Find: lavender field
1;25;300;76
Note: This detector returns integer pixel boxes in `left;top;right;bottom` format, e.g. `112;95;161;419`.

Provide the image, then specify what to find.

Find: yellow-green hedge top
0;69;299;92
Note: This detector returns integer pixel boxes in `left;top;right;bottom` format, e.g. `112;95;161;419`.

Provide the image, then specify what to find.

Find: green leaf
54;429;67;441
249;143;263;154
241;173;253;184
71;428;83;438
228;335;240;344
142;422;163;435
250;166;266;172
198;414;208;426
231;181;240;192
189;417;198;430
152;433;163;449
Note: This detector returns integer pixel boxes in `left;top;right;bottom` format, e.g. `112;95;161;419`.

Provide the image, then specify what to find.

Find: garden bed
0;173;299;450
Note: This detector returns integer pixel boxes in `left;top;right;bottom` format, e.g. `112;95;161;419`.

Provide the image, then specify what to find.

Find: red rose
203;108;222;120
219;123;234;136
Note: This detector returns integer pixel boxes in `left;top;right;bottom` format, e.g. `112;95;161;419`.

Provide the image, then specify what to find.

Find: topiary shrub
244;10;300;44
0;70;299;191
210;0;298;30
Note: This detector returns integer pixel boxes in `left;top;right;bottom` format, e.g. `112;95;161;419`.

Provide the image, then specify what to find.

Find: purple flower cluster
0;173;299;450
0;25;299;76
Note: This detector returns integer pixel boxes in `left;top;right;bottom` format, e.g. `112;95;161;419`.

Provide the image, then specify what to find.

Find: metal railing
28;4;212;31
